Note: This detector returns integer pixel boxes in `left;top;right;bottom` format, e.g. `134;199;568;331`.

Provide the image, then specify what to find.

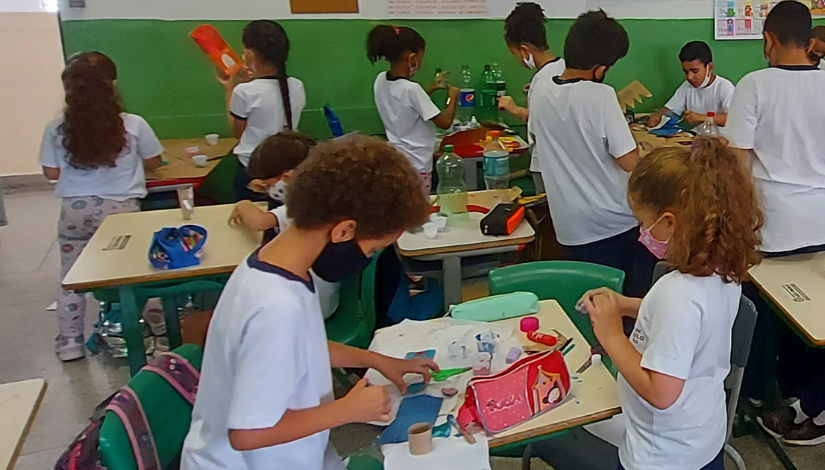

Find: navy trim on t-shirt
772;64;819;71
552;75;586;85
537;57;562;74
386;72;412;82
247;247;315;293
230;111;248;121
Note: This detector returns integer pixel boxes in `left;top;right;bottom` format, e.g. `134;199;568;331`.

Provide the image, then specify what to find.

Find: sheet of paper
382;433;491;470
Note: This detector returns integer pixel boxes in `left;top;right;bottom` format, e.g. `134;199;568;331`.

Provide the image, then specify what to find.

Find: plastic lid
707;112;715;117
490;130;501;138
444;144;454;152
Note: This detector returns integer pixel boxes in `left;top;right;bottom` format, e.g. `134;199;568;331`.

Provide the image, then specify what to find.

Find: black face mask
312;239;371;282
593;67;608;84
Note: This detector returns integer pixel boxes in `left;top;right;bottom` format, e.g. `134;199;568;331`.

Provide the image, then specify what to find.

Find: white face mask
267;179;288;202
699;68;712;88
409;57;419;78
523;53;536;70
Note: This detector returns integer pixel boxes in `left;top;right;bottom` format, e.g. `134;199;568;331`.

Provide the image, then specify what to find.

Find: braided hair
242;20;294;130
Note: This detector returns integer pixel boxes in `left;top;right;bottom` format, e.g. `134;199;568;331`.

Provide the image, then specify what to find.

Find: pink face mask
638;215;670;260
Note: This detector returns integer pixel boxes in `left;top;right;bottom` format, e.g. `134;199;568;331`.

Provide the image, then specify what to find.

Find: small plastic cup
430;213;448;232
205;134;219;146
447;339;467;361
476;331;498;353
185;146;200;156
423;222;438;239
193;155;208;168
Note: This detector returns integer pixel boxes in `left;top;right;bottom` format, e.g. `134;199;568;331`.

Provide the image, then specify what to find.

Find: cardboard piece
616;80;653;112
289;0;358;14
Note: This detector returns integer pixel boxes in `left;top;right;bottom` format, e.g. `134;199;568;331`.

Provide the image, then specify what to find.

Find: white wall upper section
59;0;713;20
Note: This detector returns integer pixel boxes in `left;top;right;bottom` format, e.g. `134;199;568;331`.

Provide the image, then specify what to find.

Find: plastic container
492;63;506;123
436;145;469;219
457;65;475;126
696;112;720;136
189;25;243;76
477;64;498;122
482;131;510;190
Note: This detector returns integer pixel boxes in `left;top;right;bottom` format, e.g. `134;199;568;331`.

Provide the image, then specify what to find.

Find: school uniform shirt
230;76;306;166
38;113;163;201
527;57;566;172
181;250;343;470
618;271;739;470
727;65;825;252
373;72;441;174
664;75;735;126
530;76;639;246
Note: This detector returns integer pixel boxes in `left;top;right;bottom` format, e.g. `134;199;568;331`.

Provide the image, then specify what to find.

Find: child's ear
330;220;357;244
281;170;294;183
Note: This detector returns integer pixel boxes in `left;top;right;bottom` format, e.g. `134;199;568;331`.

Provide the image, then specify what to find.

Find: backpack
55;352;199;470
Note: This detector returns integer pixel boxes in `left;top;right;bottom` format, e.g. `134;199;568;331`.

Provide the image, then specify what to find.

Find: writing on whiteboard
389;0;488;16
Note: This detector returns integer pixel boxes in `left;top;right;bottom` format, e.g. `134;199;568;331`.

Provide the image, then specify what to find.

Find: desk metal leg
119;286;147;376
443;257;463;310
161;295;183;349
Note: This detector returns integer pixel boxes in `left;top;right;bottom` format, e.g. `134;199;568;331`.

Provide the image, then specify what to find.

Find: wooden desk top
749;252;825;346
0;379;46;470
62;204;263;291
145;137;237;181
630;124;694;158
367;301;621;448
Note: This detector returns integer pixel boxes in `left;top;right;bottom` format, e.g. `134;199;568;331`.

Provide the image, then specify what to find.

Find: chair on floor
488;261;625;347
325;250;380;350
98;344;203;470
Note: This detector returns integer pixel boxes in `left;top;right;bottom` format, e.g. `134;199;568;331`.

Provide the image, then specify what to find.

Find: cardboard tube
408;423;433;455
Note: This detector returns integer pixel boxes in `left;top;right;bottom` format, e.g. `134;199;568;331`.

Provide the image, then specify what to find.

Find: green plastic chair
98;343;203;470
488;261;625;349
325;251;380;349
346;454;383;470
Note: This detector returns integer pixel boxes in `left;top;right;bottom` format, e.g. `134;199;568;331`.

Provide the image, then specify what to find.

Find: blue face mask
311;239;371;282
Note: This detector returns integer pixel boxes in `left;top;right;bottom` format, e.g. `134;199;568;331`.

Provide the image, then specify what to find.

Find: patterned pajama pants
58;196;140;337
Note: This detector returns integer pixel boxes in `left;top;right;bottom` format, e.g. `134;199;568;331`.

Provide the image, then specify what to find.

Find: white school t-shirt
530;76;639;246
727;66;825;252
618;271;739;470
181;250;343;470
230;76;307;166
664;75;735;125
38;113;163;201
527;57;566;172
373;72;441;174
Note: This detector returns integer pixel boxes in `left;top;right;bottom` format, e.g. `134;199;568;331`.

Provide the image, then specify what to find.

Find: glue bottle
527;331;558;347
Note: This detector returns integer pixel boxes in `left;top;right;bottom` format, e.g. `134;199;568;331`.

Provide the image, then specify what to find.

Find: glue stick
527;331;558;347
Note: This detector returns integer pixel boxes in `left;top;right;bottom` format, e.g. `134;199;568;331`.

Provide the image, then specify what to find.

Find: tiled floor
2;188;824;470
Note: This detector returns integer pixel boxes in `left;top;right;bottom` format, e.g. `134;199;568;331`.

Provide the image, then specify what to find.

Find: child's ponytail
242;20;294;130
628;137;763;283
366;25;425;64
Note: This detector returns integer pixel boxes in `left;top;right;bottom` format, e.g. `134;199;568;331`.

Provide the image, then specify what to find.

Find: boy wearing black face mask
530;9;655;297
182;136;438;470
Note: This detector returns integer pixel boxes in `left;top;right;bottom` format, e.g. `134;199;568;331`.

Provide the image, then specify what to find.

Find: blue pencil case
148;225;208;270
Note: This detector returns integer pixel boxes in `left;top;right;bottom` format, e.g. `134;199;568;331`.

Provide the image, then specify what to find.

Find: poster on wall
289;0;359;14
715;1;824;40
388;0;488;16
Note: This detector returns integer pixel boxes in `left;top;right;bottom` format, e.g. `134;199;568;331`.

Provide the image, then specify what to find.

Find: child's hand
498;96;517;113
683;111;705;125
431;70;449;90
646;113;662;128
247;179;268;194
228;204;244;227
216;69;238;90
237;67;254;84
579;288;639;318
581;291;624;344
373;355;440;395
343;378;392;423
522;82;531;95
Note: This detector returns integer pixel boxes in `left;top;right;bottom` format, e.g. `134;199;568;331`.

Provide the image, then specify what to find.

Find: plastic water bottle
492;63;506;122
436;145;468;219
457;65;475;126
478;65;497;122
697;112;720;136
483;131;510;190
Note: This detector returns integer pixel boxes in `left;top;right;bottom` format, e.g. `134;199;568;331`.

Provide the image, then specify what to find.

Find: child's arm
218;70;251;138
328;341;439;394
498;96;530;122
579;288;642;319
646;107;670;127
42;166;60;180
228;200;278;232
142;155;163;171
614;148;640;173
583;294;685;410
430;86;460;130
425;71;449;95
229;378;390;451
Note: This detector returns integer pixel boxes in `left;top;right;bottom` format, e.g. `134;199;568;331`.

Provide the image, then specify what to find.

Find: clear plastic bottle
483;131;510;190
492;63;506;122
468;116;480;129
696;112;720;136
436;145;468;219
457;65;475;126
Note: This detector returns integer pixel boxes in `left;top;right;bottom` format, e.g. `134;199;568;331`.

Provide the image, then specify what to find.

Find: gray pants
58;196;139;337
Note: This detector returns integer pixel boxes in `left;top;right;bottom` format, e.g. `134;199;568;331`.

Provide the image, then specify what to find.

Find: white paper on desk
382;434;491;470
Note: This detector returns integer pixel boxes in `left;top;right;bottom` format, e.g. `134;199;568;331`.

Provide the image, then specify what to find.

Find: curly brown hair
286;136;430;239
60;52;125;170
628;137;763;283
246;130;316;180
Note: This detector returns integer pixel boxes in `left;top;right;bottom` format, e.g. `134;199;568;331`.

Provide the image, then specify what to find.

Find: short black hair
764;0;812;48
504;2;549;49
564;10;629;70
366;25;425;63
679;41;713;64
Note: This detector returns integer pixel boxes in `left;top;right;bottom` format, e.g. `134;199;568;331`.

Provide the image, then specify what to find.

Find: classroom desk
629;124;694;157
397;190;535;309
62;204;263;374
437;132;529;191
0;379;46;470
366;300;621;450
749;252;825;346
145;137;237;192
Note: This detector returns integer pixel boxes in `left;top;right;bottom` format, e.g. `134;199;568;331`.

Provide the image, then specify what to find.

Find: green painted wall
61;18;770;139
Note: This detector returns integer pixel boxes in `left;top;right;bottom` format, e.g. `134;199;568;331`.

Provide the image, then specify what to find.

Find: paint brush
447;414;476;444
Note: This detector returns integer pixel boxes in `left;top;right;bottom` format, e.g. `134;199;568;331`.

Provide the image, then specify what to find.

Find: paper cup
193;155;208;168
430;214;448;232
408;423;433;455
205;134;219;146
423;222;438;239
185;146;200;156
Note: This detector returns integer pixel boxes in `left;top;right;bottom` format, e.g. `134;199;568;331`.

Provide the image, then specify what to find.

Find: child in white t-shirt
39;52;163;362
647;41;735;129
217;20;306;201
367;25;459;192
580;138;763;470
498;2;566;191
182;136;437;470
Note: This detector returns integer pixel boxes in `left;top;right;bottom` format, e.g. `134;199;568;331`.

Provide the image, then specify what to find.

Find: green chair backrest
488;261;625;347
98;344;203;470
324;250;380;349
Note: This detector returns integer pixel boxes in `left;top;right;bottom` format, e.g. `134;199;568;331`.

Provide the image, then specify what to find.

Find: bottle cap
592;354;602;367
519;316;539;333
707;112;715;117
490;130;500;138
444;144;454;153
